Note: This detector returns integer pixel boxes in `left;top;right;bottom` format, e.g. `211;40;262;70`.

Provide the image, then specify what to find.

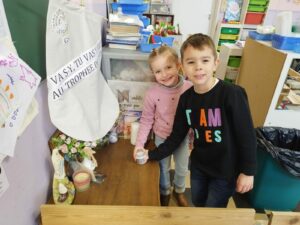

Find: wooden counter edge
40;205;256;225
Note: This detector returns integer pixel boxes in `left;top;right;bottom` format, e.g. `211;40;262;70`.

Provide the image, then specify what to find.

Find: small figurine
81;147;107;183
52;148;75;204
57;183;69;202
109;131;118;144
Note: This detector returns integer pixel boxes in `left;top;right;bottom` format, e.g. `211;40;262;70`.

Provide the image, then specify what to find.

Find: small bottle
135;149;146;165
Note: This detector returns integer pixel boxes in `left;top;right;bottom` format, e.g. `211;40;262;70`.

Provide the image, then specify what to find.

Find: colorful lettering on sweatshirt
186;108;222;143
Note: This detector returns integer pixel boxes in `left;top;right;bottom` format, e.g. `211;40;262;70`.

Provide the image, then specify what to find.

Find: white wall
172;0;213;40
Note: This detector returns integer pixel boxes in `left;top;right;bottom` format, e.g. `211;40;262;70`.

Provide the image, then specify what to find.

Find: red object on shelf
245;12;265;25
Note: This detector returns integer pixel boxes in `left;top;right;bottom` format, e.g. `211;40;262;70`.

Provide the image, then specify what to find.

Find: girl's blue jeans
190;163;236;207
155;135;189;195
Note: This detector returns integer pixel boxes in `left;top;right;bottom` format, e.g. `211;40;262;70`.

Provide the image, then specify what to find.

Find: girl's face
182;45;219;92
150;53;180;87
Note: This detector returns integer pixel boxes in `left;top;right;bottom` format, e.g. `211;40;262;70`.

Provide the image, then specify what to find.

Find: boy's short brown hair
180;33;217;60
148;45;179;70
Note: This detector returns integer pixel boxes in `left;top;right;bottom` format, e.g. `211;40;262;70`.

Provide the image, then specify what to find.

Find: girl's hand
133;147;149;164
133;146;146;160
236;173;254;194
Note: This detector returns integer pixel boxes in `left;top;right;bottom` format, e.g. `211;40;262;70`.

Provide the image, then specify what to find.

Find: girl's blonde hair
148;45;179;70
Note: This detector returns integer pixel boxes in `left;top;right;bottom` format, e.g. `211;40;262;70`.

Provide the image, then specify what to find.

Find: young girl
134;46;192;206
137;34;257;208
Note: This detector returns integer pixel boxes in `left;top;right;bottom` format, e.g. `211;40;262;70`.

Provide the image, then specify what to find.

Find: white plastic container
275;11;292;36
135;149;147;165
130;121;140;145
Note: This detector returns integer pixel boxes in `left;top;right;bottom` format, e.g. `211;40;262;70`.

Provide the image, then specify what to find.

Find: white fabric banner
46;0;119;141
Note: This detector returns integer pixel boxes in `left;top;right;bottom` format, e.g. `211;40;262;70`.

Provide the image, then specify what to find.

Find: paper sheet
0;0;11;40
0;47;41;156
0;0;40;157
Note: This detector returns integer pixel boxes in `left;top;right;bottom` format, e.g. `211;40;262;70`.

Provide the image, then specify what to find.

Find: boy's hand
236;173;254;194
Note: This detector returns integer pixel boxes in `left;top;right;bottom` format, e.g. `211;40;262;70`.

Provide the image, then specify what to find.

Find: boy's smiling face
182;45;219;93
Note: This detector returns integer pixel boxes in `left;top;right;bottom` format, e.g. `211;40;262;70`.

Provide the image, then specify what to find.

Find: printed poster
108;80;154;138
108;80;154;112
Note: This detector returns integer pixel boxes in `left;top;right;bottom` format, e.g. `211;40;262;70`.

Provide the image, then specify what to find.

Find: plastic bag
256;127;300;177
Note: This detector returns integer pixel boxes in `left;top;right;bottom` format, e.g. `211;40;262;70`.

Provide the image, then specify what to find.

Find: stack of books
107;13;143;50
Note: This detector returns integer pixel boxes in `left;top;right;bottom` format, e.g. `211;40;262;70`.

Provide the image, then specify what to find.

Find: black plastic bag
256;127;300;177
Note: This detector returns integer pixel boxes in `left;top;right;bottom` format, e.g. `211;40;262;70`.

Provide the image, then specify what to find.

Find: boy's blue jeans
155;135;189;195
190;163;236;207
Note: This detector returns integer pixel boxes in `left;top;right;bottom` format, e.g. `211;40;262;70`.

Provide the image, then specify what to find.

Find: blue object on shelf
293;42;300;53
141;29;151;36
140;43;161;52
248;31;272;41
111;3;149;15
139;35;174;52
272;34;300;52
140;16;150;28
118;0;144;4
161;36;174;46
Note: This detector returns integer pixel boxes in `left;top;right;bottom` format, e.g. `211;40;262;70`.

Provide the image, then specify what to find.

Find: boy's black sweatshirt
148;80;257;179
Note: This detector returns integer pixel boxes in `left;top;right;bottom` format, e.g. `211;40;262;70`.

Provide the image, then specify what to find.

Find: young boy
135;33;257;207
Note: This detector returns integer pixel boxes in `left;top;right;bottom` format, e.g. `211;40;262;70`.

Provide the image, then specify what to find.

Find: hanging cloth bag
46;0;119;141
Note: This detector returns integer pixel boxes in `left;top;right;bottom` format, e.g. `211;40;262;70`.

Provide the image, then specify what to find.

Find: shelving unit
148;1;172;14
210;0;270;51
216;43;243;81
276;62;300;109
143;0;174;26
236;38;300;129
101;46;151;80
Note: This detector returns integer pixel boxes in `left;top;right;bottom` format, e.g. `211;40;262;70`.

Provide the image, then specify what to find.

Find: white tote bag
46;0;119;141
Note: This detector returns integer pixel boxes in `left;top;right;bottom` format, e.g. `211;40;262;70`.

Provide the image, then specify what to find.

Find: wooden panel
48;132;160;206
236;39;287;127
41;205;256;225
270;212;300;225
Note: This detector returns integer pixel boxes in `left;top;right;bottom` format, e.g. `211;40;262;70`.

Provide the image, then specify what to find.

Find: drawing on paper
0;80;13;127
19;64;38;89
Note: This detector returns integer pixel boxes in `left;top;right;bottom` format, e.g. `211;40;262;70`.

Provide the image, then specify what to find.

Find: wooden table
49;137;160;206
